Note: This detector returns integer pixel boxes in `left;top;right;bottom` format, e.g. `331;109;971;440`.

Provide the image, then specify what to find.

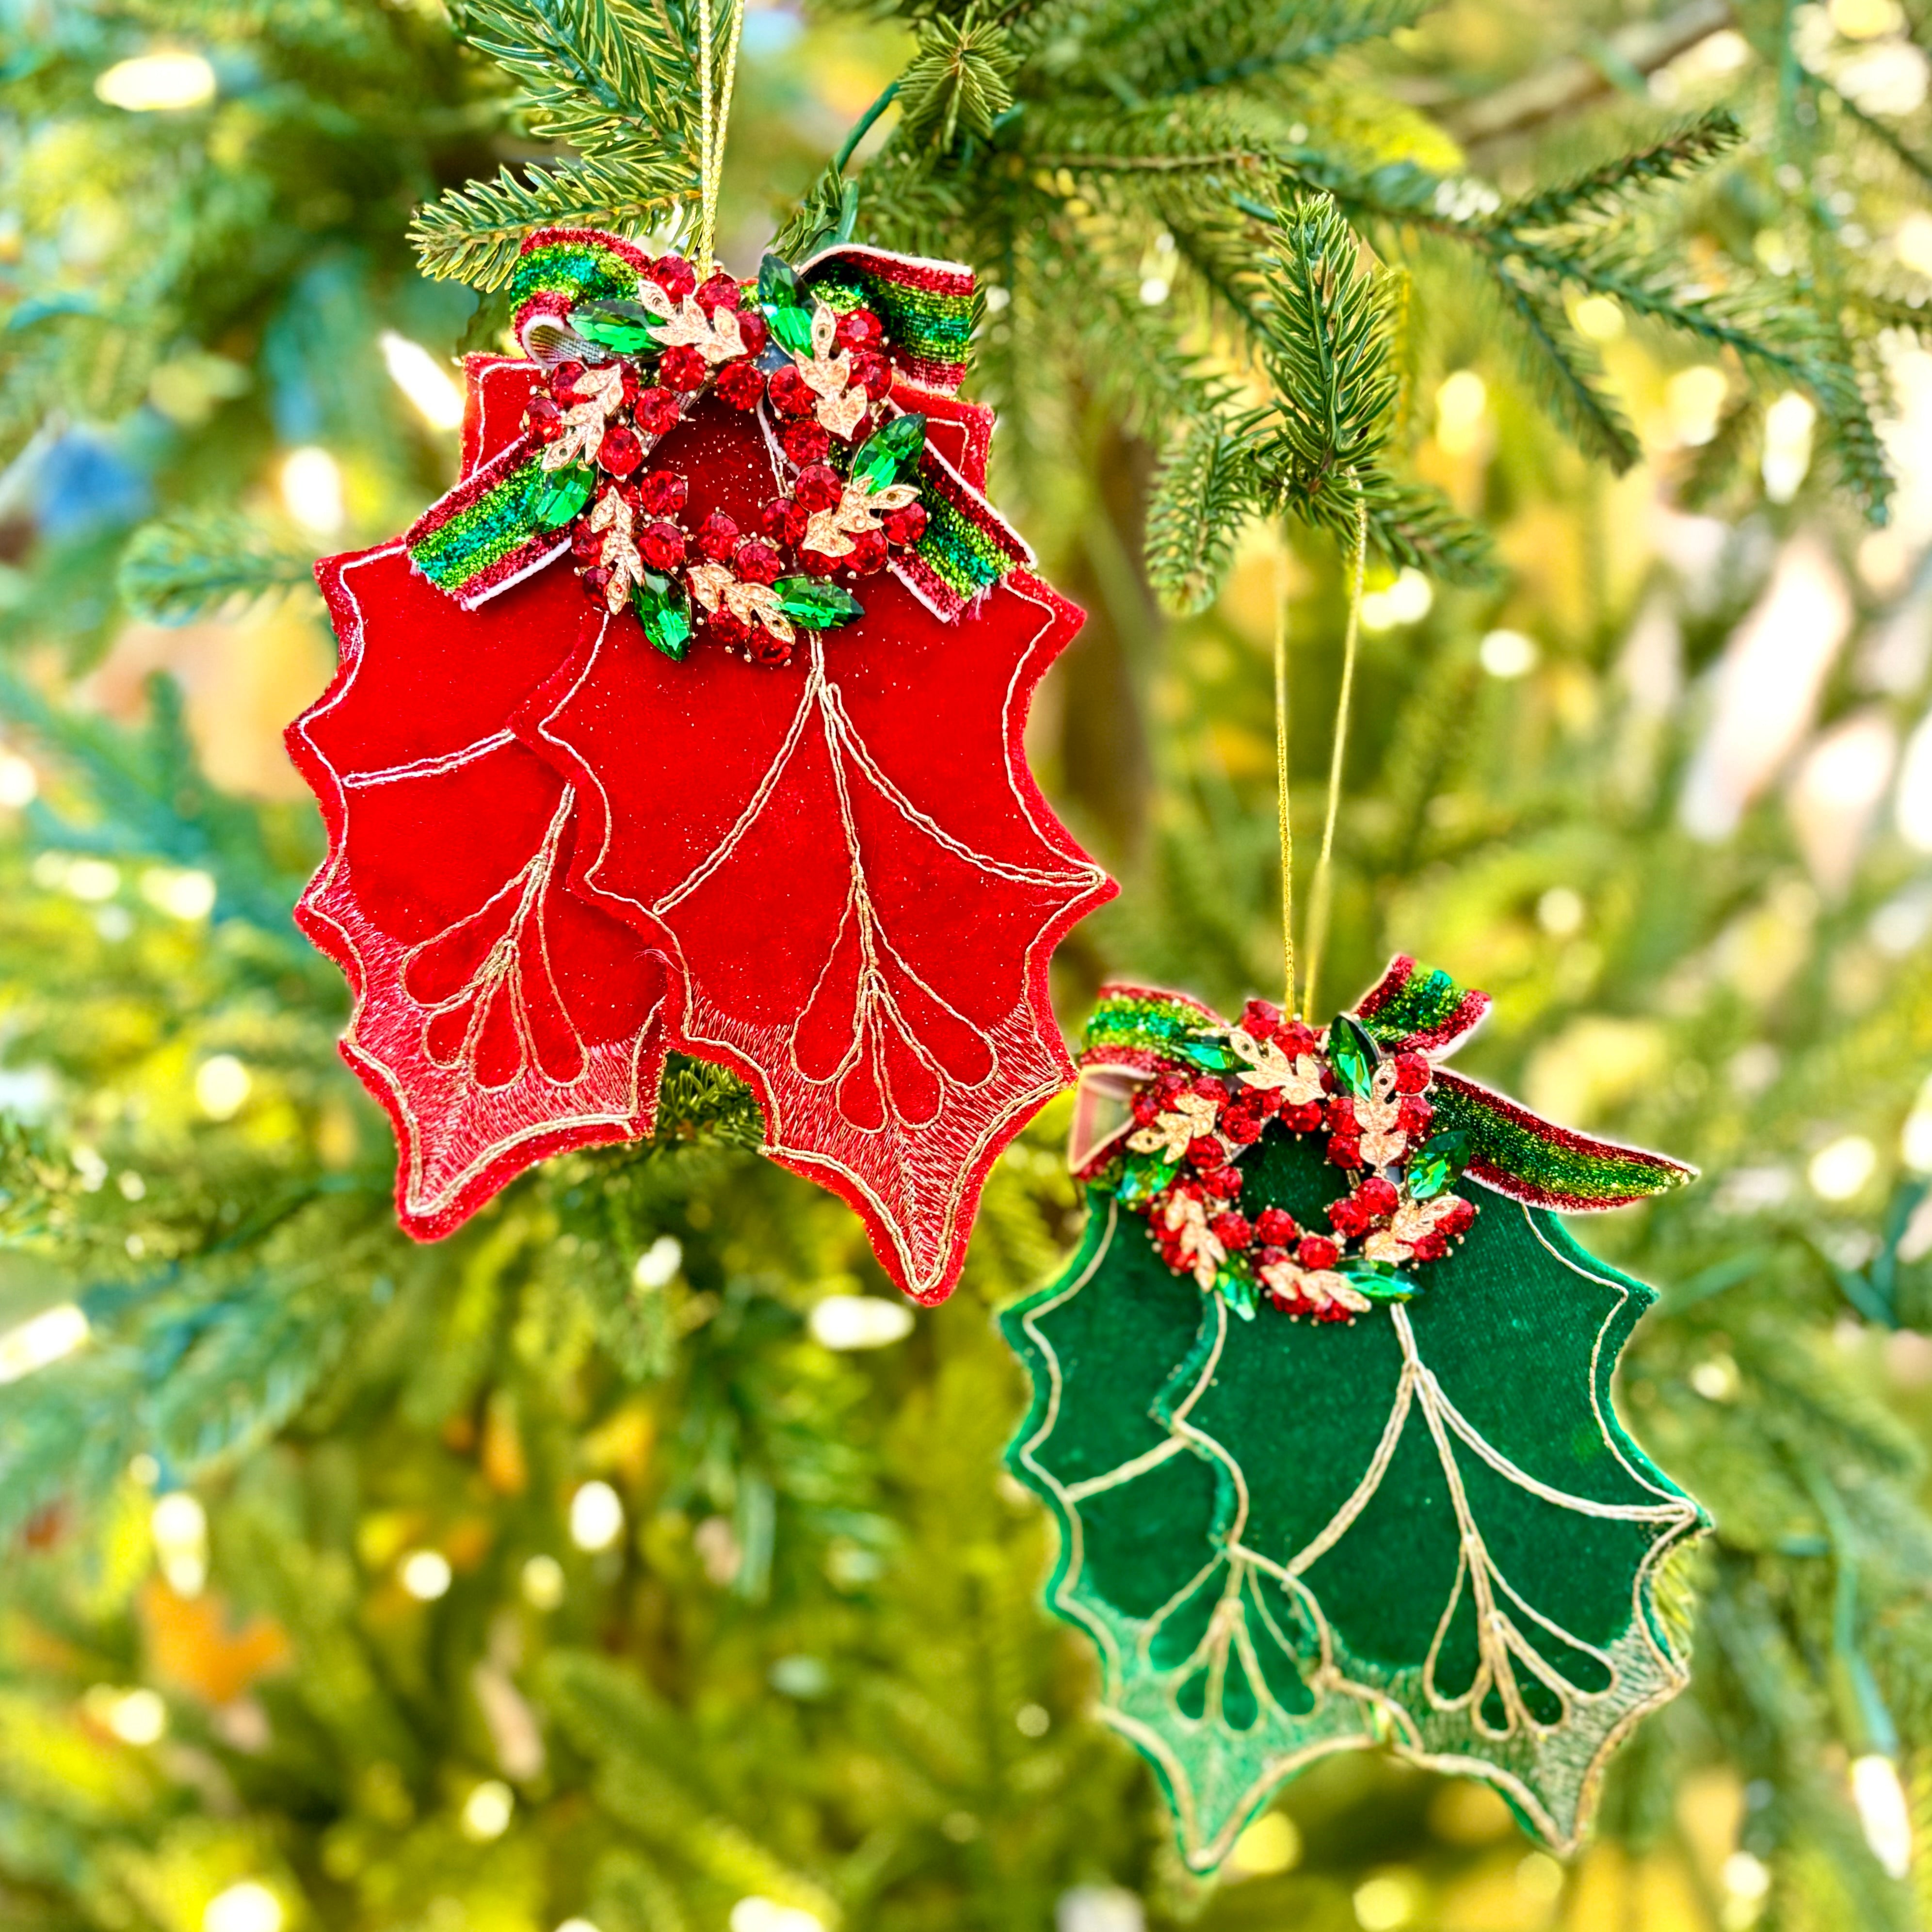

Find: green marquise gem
852;413;928;492
1405;1129;1471;1202
1218;1268;1258;1321
633;571;692;660
1335;1255;1415;1303
567;300;660;354
1117;1154;1174;1208
774;576;864;628
1326;1012;1381;1097
1173;1030;1243;1074
534;465;595;529
757;254;817;353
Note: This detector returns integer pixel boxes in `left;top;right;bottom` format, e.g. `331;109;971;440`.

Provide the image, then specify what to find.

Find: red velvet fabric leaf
529;390;1112;1301
289;357;667;1237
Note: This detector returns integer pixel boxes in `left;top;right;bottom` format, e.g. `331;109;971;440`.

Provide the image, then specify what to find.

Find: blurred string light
85;1684;166;1744
1351;1871;1418;1930
1681;538;1850;840
0;1302;89;1384
65;858;120;902
151;1490;208;1595
378;332;464;431
1895;707;1932;850
1666;365;1728;446
1573;294;1623;341
1851;1753;1913;1878
0;747;36;807
808;1294;913;1349
399;1548;451;1600
1901;1074;1932;1171
461;1779;514;1842
521;1553;565;1609
279;447;344;534
1227;1810;1299;1876
1895;210;1932;276
555;1921;601;1932
95;49;216;111
203;1883;283;1932
729;1902;825;1932
1536;886;1585;936
141;866;216;919
1479;628;1537;678
569;1480;624;1551
1787;708;1897;896
1055;1890;1143;1932
1809;1133;1878;1201
1762;391;1817;502
631;1234;682;1289
195;1054;252;1120
1359;568;1432;632
1433;370;1487;455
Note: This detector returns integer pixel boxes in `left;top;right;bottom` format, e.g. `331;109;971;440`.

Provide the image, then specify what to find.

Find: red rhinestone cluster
519;252;931;667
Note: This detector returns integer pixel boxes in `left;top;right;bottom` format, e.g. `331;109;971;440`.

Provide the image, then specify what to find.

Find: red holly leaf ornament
290;357;669;1236
289;234;1113;1298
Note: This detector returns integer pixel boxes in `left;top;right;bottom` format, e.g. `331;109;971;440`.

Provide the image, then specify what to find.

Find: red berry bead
734;538;784;586
524;394;564;442
1392;1051;1432;1095
1205;1164;1245;1199
1256;1207;1299;1246
1356;1175;1400;1218
793;463;842;512
1130;1090;1161;1126
849;349;891;399
597;422;644;478
1327;1196;1369;1239
695;272;741;314
1278;1020;1321;1059
846;527;888;574
1439;1198;1477;1238
1221;1106;1263;1146
547;359;586;401
1283;1101;1325;1134
1185;1136;1226;1171
649;254;696;303
708;607;751;647
767;363;817;417
570;521;604;563
760;498;809;547
659;344;707;393
1252;1087;1285;1117
1152;1071;1190;1105
634;387;681;435
1296;1235;1339;1272
1240;999;1282;1040
715;360;766;410
748;628;794;668
834;306;884;351
632;468;687;516
1327;1134;1363;1170
782;420;831;467
1410;1230;1448;1263
580;565;610;601
1211;1212;1254;1251
1397;1095;1433;1137
881;501;928;547
639;520;686;571
801;546;841;578
1325;1095;1356;1131
695;512;739;563
734;307;770;356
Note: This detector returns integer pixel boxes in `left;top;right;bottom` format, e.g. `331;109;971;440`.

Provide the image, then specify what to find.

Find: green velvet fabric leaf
1000;1127;1705;1872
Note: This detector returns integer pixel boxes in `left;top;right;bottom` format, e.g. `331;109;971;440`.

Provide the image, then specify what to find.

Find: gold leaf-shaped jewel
815;383;869;440
686;559;735;612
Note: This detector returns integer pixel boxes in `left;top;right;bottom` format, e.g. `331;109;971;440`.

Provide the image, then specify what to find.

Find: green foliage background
4;0;1932;1928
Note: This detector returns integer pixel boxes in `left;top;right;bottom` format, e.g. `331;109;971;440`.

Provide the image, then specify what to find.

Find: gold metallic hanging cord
1300;486;1369;1023
694;0;744;274
1272;533;1297;1019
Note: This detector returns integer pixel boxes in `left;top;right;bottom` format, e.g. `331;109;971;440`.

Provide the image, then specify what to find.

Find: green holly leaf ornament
1000;962;1704;1870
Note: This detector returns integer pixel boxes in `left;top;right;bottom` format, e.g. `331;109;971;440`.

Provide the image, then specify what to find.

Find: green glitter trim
409;453;556;594
1431;1075;1693;1209
508;239;644;312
